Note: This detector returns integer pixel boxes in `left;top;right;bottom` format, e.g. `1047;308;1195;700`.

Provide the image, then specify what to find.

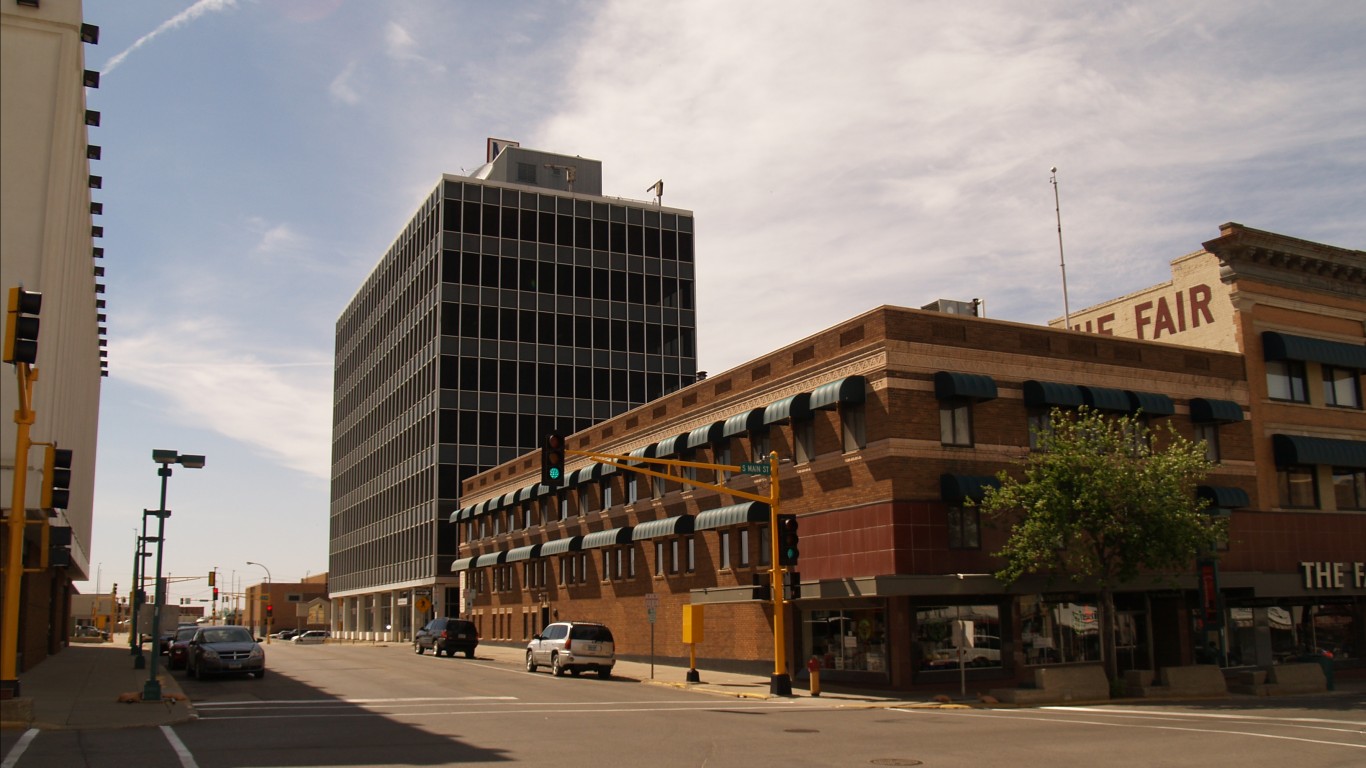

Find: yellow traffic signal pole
1;359;37;699
567;448;793;695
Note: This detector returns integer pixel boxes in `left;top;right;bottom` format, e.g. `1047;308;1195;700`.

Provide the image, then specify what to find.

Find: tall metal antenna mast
1050;166;1071;330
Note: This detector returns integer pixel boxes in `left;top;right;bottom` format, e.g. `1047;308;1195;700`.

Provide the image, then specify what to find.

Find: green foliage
976;407;1225;588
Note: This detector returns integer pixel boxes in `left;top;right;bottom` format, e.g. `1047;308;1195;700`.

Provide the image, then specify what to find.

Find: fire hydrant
807;656;822;697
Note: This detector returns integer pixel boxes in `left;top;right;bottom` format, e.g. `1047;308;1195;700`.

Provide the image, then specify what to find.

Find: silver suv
525;621;615;678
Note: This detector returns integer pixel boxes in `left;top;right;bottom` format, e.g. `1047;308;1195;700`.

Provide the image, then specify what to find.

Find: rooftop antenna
647;179;664;205
1050;166;1071;330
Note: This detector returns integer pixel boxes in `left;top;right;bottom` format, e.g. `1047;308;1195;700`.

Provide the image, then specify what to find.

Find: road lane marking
0;729;39;768
1040;705;1366;727
193;696;517;707
160;725;200;768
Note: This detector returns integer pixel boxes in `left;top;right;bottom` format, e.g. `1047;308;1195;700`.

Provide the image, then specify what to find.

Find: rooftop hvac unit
921;299;980;317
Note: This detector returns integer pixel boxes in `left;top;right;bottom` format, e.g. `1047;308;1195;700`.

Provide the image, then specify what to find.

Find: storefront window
915;604;1002;670
1020;595;1100;665
1228;603;1356;666
808;608;888;674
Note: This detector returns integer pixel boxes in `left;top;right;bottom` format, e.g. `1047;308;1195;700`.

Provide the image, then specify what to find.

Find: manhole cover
870;760;923;767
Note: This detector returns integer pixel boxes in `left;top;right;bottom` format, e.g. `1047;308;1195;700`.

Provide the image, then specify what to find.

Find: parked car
414;618;478;658
272;628;300;641
160;623;198;655
167;626;199;670
291;630;329;645
525;621;615;677
73;625;110;640
186;625;265;679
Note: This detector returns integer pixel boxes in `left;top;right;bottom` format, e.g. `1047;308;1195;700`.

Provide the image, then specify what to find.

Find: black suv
414;618;479;658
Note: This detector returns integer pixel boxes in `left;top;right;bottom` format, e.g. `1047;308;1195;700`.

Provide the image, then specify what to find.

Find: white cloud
384;21;447;74
102;0;240;76
329;61;361;105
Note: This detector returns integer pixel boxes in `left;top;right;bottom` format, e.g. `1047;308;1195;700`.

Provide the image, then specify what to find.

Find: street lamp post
142;450;205;703
129;527;155;668
246;561;272;644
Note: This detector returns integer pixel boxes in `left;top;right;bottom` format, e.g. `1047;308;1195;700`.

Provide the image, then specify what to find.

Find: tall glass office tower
329;145;697;638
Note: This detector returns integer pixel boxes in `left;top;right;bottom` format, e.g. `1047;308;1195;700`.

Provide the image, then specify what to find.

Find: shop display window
809;609;887;673
1019;595;1101;665
915;604;1002;670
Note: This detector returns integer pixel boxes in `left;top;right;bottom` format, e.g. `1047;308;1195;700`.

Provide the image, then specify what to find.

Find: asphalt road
5;642;1364;768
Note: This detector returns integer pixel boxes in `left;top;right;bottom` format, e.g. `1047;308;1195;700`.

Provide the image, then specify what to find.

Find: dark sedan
167;626;199;670
186;625;265;679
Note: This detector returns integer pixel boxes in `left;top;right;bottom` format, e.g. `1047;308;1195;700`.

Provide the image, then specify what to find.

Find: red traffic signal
266;604;274;618
542;431;565;486
212;587;219;601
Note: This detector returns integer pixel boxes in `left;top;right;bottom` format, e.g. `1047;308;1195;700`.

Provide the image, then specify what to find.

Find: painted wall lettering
1133;284;1215;340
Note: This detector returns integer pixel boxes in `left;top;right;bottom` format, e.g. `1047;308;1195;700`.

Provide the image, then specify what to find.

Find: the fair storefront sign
1299;561;1366;590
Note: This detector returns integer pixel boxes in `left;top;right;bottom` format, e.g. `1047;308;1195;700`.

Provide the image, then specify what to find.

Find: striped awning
809;376;866;410
1023;380;1084;408
1190;398;1243;423
513;485;539;504
474;551;507;568
723;408;766;437
631;515;695;540
934;372;998;401
581;528;633;549
1273;434;1366;468
538;536;583;556
451;505;478;523
687;421;725;448
764;392;812;425
1127;391;1175;417
1263;331;1366;368
654;432;691;458
694;501;771;530
627;445;656;465
450;556;475;572
940;474;1002;503
1197;485;1251;509
505;544;541;562
1080;385;1130;412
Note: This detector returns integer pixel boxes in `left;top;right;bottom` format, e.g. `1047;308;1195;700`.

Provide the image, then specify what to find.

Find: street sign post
740;462;770;475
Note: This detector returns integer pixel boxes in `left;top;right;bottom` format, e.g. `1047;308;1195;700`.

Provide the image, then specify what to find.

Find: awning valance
1190;398;1244;423
940;474;1002;503
1263;331;1366;368
538;536;582;556
934;371;998;401
474;551;507;568
1273;434;1366;468
723;408;767;437
627;445;656;465
1023;380;1084;408
687;421;725;448
764;392;812;425
450;556;475;572
1127;390;1175;417
654;432;691;458
631;515;695;540
1080;385;1130;412
694;501;771;531
1197;485;1251;509
809;375;867;410
581;528;633;549
451;505;477;523
505;544;541;562
514;485;538;504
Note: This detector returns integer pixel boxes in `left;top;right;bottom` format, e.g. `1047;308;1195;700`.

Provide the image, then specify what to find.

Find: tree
975;406;1225;685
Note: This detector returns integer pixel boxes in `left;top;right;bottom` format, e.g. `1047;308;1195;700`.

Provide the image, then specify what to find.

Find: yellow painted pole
2;363;36;698
767;449;791;695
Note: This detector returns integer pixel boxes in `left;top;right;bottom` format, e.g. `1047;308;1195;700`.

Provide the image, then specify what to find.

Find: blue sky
75;0;1365;605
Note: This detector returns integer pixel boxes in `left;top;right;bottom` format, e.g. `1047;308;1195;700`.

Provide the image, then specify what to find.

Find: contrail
102;0;239;76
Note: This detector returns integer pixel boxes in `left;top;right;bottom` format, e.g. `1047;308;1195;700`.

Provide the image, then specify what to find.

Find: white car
291;630;329;645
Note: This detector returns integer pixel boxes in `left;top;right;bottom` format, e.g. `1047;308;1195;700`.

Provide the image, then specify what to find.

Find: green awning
505;544;541;562
764;392;812;425
1197;485;1251;509
1080;385;1130;412
538;536;582;556
1190;398;1244;423
1127;391;1175;417
473;551;506;568
1263;331;1366;368
451;505;477;523
694;501;771;530
631;515;695;540
1023;380;1084;408
940;474;1001;503
723;408;767;437
934;371;998;401
513;485;539;504
809;375;867;410
450;557;475;572
654;432;690;458
1273;434;1366;468
581;528;633;549
687;421;724;448
590;462;618;479
627;445;656;465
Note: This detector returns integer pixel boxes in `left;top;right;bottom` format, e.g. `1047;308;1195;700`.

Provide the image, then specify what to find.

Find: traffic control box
682;604;703;644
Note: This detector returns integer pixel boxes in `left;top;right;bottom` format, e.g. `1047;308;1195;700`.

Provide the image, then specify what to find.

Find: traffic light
49;525;72;568
212;587;219;601
266;603;273;618
208;571;216;587
41;445;73;509
3;286;42;365
541;430;565;486
777;513;800;566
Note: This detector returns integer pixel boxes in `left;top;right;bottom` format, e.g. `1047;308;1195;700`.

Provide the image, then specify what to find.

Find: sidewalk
0;637;192;731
